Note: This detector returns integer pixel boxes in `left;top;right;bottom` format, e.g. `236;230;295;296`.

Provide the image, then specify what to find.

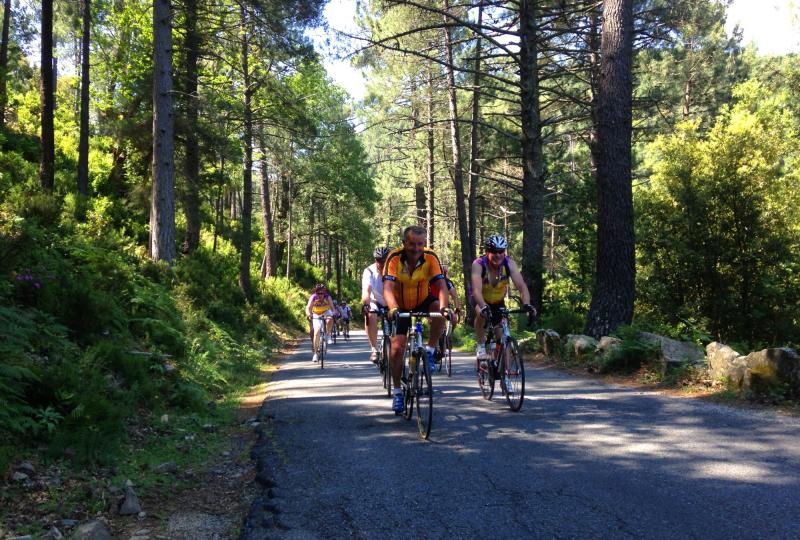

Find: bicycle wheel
382;337;392;397
502;338;525;411
332;324;337;344
319;335;325;369
415;350;433;439
402;351;413;421
445;335;452;377
477;339;495;400
435;335;445;373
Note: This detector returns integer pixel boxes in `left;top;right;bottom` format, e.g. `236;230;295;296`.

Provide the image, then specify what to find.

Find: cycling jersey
431;277;455;297
309;293;332;315
362;263;385;306
383;247;445;310
475;255;511;305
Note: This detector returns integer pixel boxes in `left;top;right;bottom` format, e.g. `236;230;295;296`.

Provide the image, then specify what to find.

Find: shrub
601;325;661;374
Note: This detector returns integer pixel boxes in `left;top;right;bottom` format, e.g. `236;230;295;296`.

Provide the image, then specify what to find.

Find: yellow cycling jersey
475;255;510;304
309;293;331;315
383;247;445;310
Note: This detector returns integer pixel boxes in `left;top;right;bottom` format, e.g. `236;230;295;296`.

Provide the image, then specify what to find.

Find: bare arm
383;280;398;311
471;262;487;308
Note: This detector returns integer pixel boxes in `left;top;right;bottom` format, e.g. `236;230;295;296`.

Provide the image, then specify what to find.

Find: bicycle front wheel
503;338;525;411
445;335;452;377
382;337;392;397
402;350;413;420
477;342;495;400
319;336;325;369
415;352;433;439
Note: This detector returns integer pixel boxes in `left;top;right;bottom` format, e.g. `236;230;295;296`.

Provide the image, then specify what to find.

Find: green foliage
747;364;795;404
540;303;585;336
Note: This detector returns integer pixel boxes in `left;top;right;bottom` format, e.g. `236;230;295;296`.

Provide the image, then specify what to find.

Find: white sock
426;345;435;354
393;387;402;395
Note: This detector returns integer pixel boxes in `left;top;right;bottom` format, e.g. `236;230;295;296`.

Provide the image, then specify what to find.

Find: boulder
565;334;597;361
639;332;705;369
706;342;743;380
73;520;113;540
596;336;623;359
538;329;561;357
118;485;142;515
741;348;800;392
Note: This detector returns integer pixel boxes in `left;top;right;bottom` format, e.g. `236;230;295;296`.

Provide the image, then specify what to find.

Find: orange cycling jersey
383;247;445;310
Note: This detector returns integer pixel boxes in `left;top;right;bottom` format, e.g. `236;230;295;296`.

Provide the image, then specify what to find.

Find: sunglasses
488;248;506;255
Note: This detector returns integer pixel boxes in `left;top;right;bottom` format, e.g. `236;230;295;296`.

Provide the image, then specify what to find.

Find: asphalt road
241;329;800;539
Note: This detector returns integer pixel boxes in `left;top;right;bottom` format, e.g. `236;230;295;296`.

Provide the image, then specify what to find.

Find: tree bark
258;133;276;278
443;0;472;298
40;0;55;191
238;4;253;301
518;0;545;312
77;0;91;196
584;0;635;338
426;71;435;248
149;0;176;263
1;0;12;130
467;0;484;259
181;0;201;251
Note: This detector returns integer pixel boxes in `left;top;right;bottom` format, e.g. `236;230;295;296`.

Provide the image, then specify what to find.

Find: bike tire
415;350;433;439
436;335;445;373
402;351;413;421
332;326;337;344
319;335;325;369
503;338;525;411
445;335;452;377
478;339;495;400
383;337;392;397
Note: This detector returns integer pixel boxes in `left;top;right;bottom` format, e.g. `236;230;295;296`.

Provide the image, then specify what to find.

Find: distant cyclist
305;284;335;362
471;235;535;363
432;264;462;325
362;246;390;363
340;301;352;333
383;226;451;413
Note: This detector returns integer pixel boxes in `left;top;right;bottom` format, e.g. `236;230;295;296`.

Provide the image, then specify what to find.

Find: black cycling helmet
373;246;391;261
484;234;508;251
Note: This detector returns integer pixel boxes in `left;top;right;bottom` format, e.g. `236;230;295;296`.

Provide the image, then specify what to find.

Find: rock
41;526;64;539
155;461;178;474
741;347;800;392
137;511;146;518
639;332;705;368
16;461;36;475
12;471;30;482
517;336;537;353
118;486;142;515
565;334;597;361
58;519;79;528
73;520;113;540
160;414;169;423
202;423;217;432
706;342;742;379
536;329;561;357
597;336;623;359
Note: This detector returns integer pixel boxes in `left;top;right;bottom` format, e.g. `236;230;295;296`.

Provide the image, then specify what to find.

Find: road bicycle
394;311;451;439
477;306;533;411
434;320;453;377
370;307;393;397
342;317;350;340
311;315;334;369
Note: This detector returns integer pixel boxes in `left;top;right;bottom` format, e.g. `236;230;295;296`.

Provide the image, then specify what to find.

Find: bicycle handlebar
482;306;535;328
396;311;448;318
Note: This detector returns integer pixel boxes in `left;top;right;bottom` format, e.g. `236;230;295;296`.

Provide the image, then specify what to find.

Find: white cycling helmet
484;235;508;251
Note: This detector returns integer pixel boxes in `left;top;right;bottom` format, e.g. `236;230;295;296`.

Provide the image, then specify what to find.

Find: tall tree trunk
518;0;545;313
1;0;13;130
305;205;314;263
76;0;90;196
238;4;253;301
40;0;55;191
182;0;201;251
335;237;342;297
584;0;635;338
426;71;435;248
285;173;292;279
443;0;471;298
467;0;484;258
258;133;276;278
149;0;176;263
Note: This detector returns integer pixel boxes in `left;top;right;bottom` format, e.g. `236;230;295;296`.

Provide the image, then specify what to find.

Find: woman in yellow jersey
470;235;535;361
305;284;335;362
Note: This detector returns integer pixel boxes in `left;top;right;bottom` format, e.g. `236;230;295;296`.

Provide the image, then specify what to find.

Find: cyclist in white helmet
471;235;536;362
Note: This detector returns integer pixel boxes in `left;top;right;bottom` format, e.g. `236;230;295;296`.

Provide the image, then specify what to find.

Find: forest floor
0;341;301;540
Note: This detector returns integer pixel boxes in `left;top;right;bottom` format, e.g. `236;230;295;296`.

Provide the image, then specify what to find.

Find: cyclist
362;246;390;363
340;301;353;335
471;235;535;364
383;225;451;413
305;284;335;362
432;264;462;325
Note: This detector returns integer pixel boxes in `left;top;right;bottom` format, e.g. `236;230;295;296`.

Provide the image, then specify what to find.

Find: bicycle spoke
503;339;525;411
415;355;433;440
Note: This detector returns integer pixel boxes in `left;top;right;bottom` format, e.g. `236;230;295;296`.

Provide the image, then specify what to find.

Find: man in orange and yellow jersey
382;225;451;414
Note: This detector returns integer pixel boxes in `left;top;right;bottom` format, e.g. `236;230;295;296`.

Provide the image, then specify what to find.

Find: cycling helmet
373;246;391;261
484;235;508;251
314;283;326;293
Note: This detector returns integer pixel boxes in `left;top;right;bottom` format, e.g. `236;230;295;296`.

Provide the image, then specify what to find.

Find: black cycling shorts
485;301;505;326
395;295;437;335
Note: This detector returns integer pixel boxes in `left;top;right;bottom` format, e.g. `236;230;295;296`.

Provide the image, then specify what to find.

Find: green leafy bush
601;325;661;374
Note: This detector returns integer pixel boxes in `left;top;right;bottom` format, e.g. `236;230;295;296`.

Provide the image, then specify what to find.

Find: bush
540;303;584;336
600;325;661;374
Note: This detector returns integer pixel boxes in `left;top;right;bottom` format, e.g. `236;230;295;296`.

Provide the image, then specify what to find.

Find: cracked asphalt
240;329;800;539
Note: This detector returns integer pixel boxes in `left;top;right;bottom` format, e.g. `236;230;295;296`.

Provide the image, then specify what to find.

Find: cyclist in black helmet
362;246;391;362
